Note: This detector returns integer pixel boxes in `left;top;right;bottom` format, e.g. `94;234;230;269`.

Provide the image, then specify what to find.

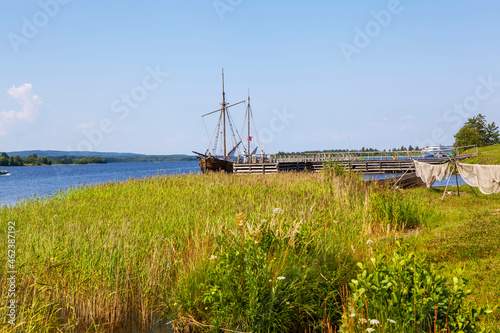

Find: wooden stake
441;165;454;202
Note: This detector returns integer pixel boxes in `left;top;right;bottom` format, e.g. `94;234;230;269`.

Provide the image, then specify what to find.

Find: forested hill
5;150;197;162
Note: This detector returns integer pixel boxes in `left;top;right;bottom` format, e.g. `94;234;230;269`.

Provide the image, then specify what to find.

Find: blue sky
1;0;499;154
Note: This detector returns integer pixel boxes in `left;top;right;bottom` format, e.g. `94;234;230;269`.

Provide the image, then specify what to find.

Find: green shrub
341;242;492;332
174;214;354;332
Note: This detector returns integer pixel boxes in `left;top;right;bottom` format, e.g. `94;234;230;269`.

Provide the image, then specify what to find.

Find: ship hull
197;157;233;173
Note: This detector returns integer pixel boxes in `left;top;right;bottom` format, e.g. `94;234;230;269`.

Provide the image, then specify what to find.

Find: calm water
0;161;199;206
364;173;466;187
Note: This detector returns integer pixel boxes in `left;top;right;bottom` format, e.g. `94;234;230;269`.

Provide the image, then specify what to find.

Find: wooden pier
233;148;478;175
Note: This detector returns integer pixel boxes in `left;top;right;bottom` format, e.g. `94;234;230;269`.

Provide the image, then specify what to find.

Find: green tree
24;154;38;165
37;156;52;165
9;155;23;166
0;156;8;166
485;121;500;145
454;114;500;147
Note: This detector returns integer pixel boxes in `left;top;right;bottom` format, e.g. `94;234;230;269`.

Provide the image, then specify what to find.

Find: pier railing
236;145;478;164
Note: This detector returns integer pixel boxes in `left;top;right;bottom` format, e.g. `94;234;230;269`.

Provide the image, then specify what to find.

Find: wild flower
358;318;367;324
273;208;283;215
350;313;356;318
366;239;374;245
369;319;379;325
209;255;217;261
388;319;396;324
277;276;286;280
366;328;375;333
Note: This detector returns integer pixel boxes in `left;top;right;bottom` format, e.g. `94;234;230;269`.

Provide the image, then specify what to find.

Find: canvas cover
414;160;451;188
457;163;500;195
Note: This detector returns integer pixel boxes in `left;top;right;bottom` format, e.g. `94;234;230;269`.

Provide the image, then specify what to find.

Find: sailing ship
193;70;258;173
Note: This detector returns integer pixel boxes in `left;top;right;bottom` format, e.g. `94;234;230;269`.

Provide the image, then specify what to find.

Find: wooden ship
193;70;257;173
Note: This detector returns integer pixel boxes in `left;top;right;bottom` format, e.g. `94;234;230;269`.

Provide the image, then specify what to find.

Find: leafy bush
174;214;354;332
341;242;492;332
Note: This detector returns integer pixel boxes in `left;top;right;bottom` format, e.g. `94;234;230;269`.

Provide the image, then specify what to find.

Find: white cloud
0;83;43;135
73;121;98;131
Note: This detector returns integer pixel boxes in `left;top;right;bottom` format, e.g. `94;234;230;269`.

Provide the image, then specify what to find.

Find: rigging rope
227;109;243;153
212;112;222;156
203;115;218;156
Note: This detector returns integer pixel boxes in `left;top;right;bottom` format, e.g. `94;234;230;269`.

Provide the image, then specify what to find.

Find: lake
0;161;200;206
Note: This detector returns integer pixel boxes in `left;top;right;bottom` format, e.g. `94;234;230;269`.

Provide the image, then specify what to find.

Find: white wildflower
388;319;396;324
350;313;356;318
366;239;374;245
209;255;217;261
333;220;339;223
358;318;367;324
369;319;380;325
273;208;283;215
366;328;375;333
277;276;286;280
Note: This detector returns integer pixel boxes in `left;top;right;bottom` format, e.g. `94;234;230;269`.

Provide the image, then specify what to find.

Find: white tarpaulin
457;163;500;195
414;160;451;188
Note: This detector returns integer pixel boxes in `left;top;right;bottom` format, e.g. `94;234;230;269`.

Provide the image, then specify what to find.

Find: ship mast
201;70;246;159
247;89;251;153
222;69;227;159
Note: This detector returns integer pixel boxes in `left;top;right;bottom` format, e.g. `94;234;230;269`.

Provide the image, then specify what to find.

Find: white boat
0;170;10;176
421;145;454;158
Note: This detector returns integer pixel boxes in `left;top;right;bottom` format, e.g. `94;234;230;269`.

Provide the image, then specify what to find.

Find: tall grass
0;171;434;331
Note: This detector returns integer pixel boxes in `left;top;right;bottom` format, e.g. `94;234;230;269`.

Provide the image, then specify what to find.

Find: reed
0;171;437;331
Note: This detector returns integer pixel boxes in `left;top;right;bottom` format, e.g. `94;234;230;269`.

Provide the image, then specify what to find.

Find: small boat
194;69;258;173
421;145;454;158
0;170;10;176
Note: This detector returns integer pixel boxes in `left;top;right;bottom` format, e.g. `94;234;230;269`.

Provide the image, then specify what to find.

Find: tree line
0;153;107;166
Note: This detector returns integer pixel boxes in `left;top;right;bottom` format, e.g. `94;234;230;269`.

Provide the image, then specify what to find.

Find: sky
1;0;499;155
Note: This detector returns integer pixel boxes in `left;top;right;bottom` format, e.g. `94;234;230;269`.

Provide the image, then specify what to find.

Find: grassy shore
462;143;500;164
1;170;498;332
406;186;500;331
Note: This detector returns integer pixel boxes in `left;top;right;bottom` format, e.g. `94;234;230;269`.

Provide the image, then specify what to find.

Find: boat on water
421;145;454;158
193;70;258;173
0;170;10;176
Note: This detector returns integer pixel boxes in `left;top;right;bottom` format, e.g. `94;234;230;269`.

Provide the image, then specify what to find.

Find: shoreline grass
462;143;500;165
0;171;498;332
